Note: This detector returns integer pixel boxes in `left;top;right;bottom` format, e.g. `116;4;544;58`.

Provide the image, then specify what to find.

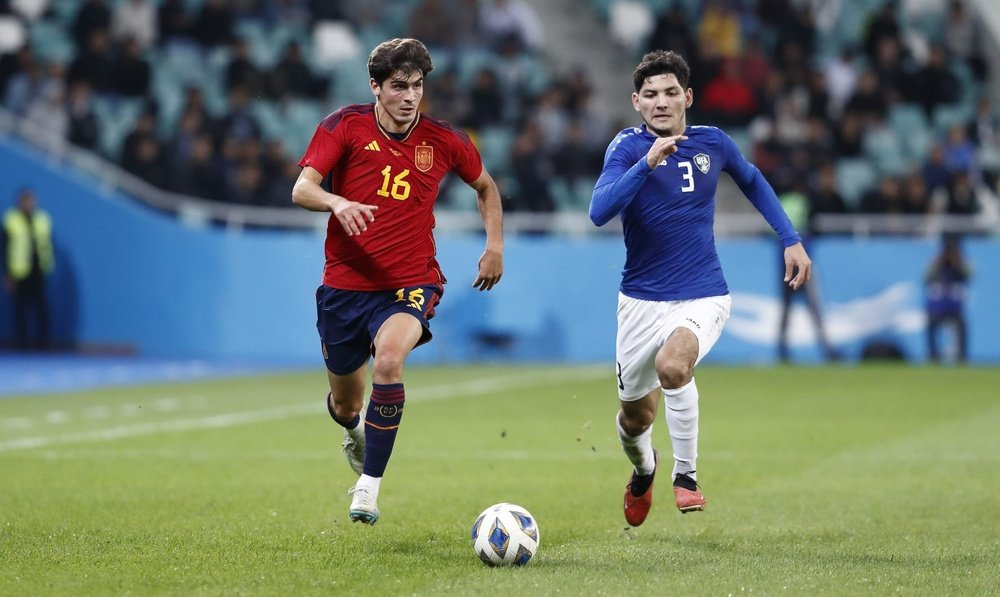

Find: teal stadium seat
835;158;878;208
862;125;909;176
29;20;75;64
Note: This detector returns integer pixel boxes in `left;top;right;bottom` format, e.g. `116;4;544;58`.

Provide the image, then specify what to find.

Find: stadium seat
836;158;878;208
29;19;75;63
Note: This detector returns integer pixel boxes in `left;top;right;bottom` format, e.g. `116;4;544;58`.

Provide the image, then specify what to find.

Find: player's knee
619;409;654;435
656;358;692;390
371;350;406;383
330;399;362;422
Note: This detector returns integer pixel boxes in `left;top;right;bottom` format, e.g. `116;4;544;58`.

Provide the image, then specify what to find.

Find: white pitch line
0;367;609;453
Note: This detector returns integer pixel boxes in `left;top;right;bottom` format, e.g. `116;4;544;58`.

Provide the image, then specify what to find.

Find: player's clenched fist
646;134;688;170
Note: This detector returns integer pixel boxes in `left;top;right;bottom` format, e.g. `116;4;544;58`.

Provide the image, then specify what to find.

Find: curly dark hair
368;38;434;86
632;50;690;92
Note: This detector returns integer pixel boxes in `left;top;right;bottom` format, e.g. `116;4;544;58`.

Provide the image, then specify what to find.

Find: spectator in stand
405;0;460;49
942;124;979;183
871;36;911;106
121;103;158;164
859;176;903;213
809;163;849;222
2;48;43;116
945;171;979;214
166;107;206;175
170;133;222;198
911;46;961;119
700;57;757;128
424;68;468;126
71;0;111;51
270;41;328;100
24;85;68;150
480;0;544;53
66;81;98;150
216;86;260;147
158;0;195;47
844;69;887;126
943;0;986;82
112;0;157;51
226;38;267;98
739;38;772;96
863;1;899;61
922;145;952;194
125;134;167;188
462;67;504;129
114;37;150;98
900;169;930;214
646;4;694;59
509;119;555;212
823;47;858;118
195;0;233;49
696;0;742;59
67;28;115;94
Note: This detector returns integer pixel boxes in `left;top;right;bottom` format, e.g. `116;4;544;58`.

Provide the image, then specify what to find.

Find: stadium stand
0;0;997;236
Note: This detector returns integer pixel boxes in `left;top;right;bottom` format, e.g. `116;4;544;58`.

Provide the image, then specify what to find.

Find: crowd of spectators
0;0;612;213
640;0;998;234
0;0;997;225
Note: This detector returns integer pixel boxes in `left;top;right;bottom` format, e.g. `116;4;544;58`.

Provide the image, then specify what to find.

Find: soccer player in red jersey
292;38;504;525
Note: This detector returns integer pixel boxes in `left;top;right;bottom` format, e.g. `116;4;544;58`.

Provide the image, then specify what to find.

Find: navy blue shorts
315;284;443;375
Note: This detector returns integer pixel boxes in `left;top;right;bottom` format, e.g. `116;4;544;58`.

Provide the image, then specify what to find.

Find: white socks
356;474;381;495
663;378;699;480
616;412;656;476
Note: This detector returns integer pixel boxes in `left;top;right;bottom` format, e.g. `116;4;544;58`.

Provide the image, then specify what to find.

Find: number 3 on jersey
678;161;695;193
378;165;411;200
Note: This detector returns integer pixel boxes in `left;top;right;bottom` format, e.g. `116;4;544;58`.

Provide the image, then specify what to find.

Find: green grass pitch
1;365;998;595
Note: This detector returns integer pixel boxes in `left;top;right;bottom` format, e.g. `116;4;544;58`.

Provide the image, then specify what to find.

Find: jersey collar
373;102;421;143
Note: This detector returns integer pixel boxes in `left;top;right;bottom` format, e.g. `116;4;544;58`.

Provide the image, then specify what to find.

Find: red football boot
623;450;658;526
673;473;706;513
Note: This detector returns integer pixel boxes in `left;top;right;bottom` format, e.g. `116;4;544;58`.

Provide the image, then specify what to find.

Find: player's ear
685;88;693;108
631;92;640;112
370;78;380;97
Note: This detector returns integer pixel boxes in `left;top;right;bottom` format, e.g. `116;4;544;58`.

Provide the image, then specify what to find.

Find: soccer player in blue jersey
590;50;812;526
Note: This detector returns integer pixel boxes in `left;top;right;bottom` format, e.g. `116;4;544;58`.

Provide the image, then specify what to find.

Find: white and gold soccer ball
471;503;540;566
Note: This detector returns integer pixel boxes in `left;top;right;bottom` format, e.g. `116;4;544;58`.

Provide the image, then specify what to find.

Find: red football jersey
298;103;484;290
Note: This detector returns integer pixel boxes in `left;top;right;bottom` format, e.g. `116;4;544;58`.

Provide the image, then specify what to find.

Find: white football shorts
615;293;731;401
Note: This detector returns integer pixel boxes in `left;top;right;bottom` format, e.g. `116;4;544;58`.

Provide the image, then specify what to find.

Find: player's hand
646;134;687;169
783;242;812;290
473;247;503;291
332;199;377;236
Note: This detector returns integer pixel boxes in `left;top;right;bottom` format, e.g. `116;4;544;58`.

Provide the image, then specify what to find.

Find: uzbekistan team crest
693;153;711;174
415;144;434;172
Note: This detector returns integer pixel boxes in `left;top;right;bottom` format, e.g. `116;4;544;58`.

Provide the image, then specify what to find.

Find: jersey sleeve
298;111;350;177
449;129;484;183
590;131;652;226
720;130;801;246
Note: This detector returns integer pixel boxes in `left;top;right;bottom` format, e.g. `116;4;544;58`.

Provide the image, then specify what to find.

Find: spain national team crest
415;144;434;172
694;153;711;174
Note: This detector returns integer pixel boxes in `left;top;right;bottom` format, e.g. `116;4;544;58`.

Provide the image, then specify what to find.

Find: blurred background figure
2;188;54;351
925;235;971;363
776;181;839;363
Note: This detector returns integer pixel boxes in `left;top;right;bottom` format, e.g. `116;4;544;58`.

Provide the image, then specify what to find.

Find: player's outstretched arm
783;242;812;290
292;166;377;236
468;168;504;291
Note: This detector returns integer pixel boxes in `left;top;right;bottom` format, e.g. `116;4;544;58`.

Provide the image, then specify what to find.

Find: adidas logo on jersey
365;140;381;151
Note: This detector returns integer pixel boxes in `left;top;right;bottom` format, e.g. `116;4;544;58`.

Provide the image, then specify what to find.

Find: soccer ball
471;503;540;566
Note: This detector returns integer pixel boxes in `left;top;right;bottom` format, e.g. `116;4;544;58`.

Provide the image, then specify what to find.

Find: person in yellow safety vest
2;188;55;350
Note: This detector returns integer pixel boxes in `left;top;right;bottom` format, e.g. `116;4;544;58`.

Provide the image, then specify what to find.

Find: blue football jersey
590;124;800;301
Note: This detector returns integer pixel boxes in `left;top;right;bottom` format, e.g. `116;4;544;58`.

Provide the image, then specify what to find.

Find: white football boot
348;485;380;525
